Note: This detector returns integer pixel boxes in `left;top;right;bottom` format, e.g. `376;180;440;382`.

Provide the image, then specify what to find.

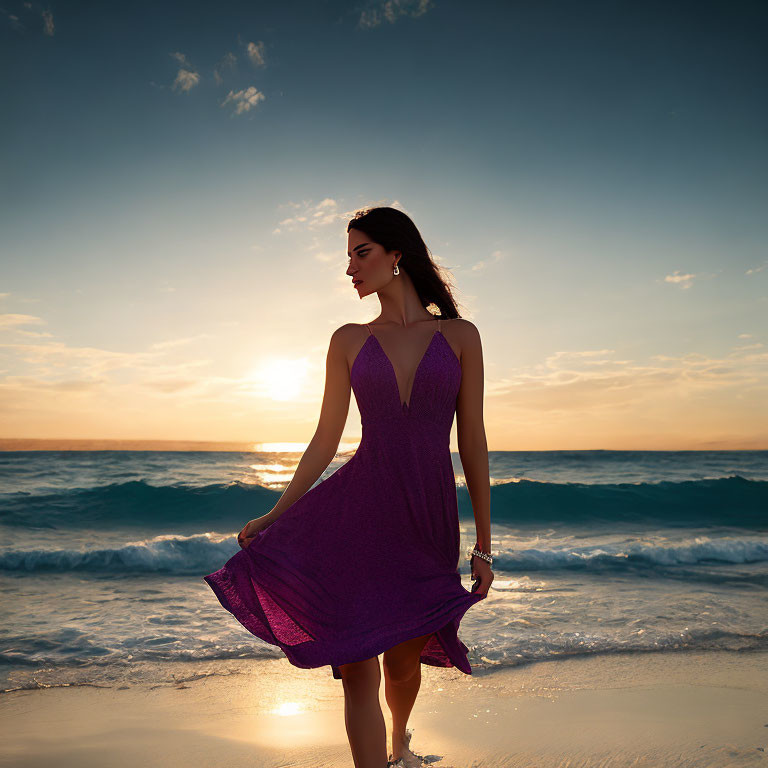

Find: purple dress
203;316;486;679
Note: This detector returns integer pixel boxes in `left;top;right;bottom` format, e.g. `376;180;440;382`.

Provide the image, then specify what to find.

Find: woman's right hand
237;512;275;549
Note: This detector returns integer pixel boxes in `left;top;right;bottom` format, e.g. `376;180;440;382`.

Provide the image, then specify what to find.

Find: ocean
1;448;766;693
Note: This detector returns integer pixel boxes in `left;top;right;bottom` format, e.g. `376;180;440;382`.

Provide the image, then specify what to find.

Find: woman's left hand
237;513;274;549
471;556;494;597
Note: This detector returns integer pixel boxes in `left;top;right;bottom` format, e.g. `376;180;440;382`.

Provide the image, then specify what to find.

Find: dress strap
365;323;373;336
437;317;441;333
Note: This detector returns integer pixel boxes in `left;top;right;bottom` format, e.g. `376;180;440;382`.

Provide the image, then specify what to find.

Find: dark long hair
347;206;462;319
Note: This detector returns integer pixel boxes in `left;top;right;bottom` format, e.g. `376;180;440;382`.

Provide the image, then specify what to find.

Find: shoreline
1;648;766;767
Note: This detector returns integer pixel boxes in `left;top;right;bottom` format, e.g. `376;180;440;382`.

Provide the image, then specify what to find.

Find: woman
203;205;493;768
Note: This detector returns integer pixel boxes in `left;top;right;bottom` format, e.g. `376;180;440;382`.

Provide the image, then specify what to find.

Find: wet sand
1;649;767;767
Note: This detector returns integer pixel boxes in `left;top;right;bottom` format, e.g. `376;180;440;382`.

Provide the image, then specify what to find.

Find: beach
2;649;767;767
2;448;766;766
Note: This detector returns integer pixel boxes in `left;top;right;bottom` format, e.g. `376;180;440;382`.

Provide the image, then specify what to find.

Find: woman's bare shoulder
329;323;370;368
443;318;481;360
330;323;368;341
443;317;481;341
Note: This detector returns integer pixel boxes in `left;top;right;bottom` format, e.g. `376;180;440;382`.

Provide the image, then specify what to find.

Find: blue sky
1;0;766;449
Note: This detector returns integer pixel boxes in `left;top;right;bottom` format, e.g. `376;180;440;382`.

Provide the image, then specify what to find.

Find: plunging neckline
368;329;441;411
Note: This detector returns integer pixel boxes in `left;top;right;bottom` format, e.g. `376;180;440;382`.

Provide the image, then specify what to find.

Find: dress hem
203;562;485;681
328;594;482;680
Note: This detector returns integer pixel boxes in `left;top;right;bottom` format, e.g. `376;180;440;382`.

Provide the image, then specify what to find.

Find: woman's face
345;229;399;297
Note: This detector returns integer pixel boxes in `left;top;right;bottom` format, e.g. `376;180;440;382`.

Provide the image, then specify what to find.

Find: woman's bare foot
388;728;425;767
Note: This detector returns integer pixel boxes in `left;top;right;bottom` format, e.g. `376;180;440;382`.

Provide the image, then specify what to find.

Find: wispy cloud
162;42;268;110
0;335;214;391
245;40;266;67
41;7;53;35
213;51;237;85
663;270;697;289
746;259;768;275
0;8;24;32
1;3;54;35
149;334;215;351
0;313;46;329
273;199;344;234
358;0;434;29
485;345;768;413
0;330;305;412
173;69;200;92
170;51;191;66
221;85;265;115
470;250;505;272
169;52;201;92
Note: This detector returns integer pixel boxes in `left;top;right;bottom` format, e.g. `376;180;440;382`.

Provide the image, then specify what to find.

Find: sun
249;357;309;401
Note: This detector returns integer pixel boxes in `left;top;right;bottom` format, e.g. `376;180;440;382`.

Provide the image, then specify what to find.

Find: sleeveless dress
203;317;486;679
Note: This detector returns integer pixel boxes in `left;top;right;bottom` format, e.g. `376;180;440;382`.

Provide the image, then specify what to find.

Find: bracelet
468;547;493;565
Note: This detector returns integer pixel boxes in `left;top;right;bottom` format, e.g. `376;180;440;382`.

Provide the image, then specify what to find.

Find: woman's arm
262;325;354;525
455;320;491;555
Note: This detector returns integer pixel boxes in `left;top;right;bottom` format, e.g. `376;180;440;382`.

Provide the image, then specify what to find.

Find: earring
393;263;400;275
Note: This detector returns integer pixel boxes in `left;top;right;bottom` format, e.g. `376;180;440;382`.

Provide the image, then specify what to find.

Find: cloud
221;85;265;115
746;259;768;275
163;43;265;105
358;0;434;29
169;52;200;92
173;68;200;92
0;340;155;377
213;51;237;85
1;3;53;34
0;313;46;329
245;41;266;67
273;199;343;234
41;8;53;35
0;329;298;418
1;376;104;393
485;345;768;413
470;250;505;272
663;270;697;289
0;333;218;400
1;9;24;32
14;329;54;339
149;334;215;351
170;51;191;66
142;377;203;394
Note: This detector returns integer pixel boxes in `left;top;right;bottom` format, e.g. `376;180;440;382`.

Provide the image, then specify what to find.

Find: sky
1;0;766;451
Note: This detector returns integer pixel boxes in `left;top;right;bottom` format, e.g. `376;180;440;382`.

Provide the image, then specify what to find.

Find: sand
1;649;767;767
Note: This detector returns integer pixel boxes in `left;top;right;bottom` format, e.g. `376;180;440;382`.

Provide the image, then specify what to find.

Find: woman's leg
337;655;388;768
382;631;434;760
